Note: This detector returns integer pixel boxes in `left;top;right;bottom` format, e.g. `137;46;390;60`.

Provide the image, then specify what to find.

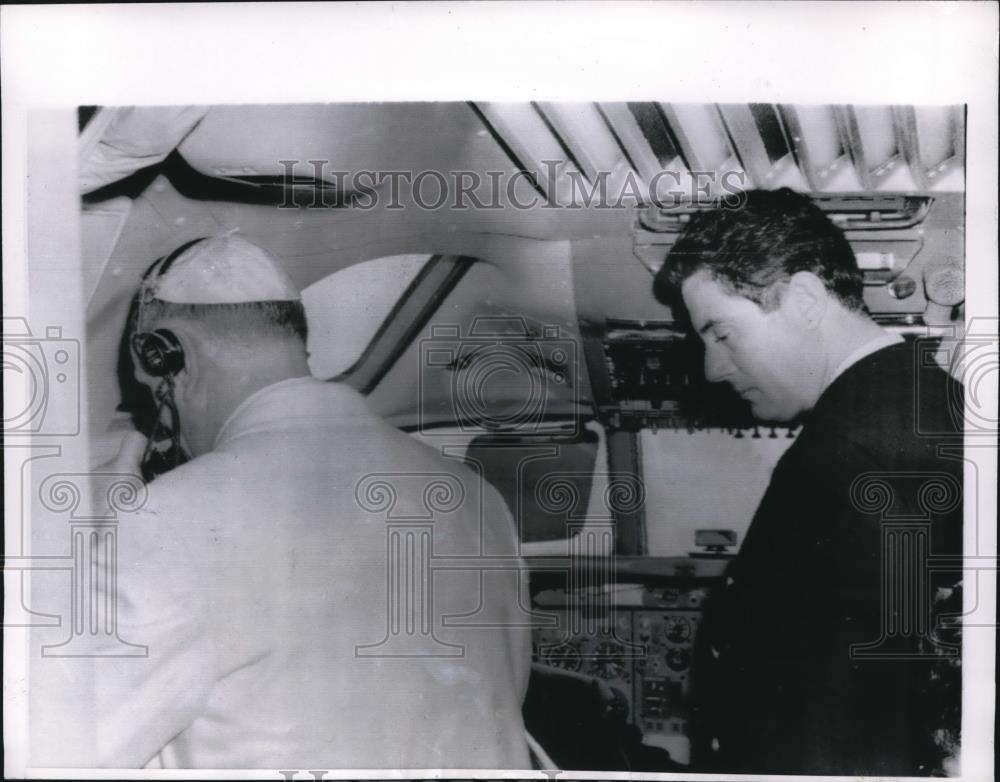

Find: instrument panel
532;584;709;758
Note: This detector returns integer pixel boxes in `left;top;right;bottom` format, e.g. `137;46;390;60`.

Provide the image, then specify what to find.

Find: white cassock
36;378;532;769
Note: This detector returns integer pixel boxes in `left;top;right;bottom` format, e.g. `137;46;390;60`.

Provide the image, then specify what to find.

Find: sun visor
79;106;208;194
179;104;468;178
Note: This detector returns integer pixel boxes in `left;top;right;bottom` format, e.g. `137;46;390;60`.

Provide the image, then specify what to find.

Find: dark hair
138;299;309;344
653;188;865;314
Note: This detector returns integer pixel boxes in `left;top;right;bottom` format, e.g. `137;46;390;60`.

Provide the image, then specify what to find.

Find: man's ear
168;327;198;401
784;271;830;330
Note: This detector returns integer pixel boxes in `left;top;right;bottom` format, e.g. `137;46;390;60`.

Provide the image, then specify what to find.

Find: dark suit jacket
691;340;964;776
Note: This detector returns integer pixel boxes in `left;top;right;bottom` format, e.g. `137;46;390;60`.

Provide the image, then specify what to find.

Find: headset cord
141;377;187;480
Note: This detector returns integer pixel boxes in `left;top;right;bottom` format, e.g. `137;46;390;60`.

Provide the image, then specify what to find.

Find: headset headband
132;237;208;379
135;237;208;334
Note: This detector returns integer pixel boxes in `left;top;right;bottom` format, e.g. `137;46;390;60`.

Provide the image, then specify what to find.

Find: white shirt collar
213;376;368;449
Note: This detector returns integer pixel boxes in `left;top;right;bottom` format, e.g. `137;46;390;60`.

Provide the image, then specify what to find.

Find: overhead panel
658;103;747;199
911;105;965;190
473;102;965;206
622;104;681;171
716;104;808;191
781;105;864;192
892;106;928;190
474;102;586;206
659;104;727;171
536;102;639;201
831;105;872;190
598;103;669;188
617;103;698;205
849;106;918;192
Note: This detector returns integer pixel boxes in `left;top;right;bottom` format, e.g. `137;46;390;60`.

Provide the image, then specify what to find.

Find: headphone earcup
132;329;186;378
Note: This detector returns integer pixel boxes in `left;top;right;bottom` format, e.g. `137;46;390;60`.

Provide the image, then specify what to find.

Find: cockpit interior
72;101;967;771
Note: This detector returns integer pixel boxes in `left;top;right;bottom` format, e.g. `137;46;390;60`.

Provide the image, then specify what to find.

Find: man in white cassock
46;234;532;769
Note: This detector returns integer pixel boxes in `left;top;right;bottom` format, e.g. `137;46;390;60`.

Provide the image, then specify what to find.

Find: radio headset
131;238;207;480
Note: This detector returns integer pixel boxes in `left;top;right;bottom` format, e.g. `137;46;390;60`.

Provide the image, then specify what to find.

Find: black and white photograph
3;3;997;780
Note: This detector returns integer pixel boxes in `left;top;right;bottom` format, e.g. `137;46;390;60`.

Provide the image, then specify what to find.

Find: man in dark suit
653;188;963;775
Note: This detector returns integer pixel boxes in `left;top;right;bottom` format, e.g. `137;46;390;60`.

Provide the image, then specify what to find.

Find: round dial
665;646;691;672
594;641;628;680
542;644;582;672
664;615;692;643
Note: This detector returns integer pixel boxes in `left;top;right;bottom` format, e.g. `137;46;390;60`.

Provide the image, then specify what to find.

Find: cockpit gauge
541;644;582;672
665;646;691;672
594;641;628;680
663;615;692;643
